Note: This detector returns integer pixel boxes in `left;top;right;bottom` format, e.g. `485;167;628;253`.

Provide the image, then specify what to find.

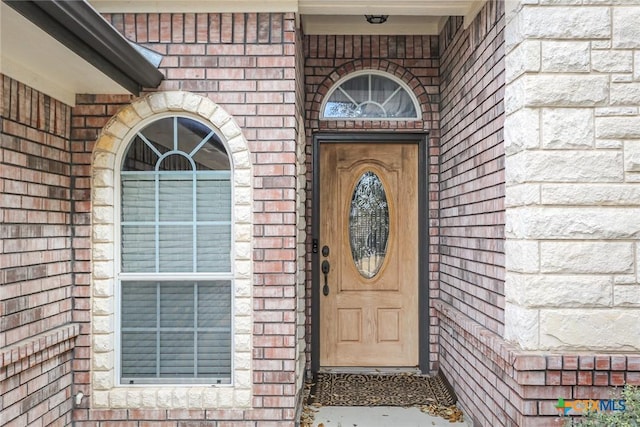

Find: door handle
322;260;330;296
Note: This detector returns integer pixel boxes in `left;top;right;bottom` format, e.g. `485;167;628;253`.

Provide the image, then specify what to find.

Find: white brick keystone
132;99;153;118
148;92;168;112
166;91;186;110
104;118;129;140
117;105;142;128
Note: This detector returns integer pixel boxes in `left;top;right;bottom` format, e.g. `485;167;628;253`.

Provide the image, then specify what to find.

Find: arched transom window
321;71;420;120
119;115;232;385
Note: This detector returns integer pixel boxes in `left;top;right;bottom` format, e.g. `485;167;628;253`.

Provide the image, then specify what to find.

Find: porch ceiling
299;0;486;35
90;0;487;35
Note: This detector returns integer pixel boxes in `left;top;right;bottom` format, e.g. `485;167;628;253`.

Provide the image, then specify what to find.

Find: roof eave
3;0;163;95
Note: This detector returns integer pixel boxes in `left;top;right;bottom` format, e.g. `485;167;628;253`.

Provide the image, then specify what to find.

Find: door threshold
318;367;422;375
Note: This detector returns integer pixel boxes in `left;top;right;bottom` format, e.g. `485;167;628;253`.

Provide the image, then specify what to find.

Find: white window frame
320;70;421;120
116;114;235;386
90;92;253;409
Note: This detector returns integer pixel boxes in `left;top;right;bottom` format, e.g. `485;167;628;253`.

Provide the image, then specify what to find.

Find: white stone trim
91;91;253;409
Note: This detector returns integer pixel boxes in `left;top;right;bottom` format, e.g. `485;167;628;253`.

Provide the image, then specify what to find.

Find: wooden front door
319;142;419;367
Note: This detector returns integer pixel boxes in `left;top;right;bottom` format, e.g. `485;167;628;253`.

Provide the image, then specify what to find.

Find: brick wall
435;3;508;424
303;34;443;370
69;12;303;426
1;75;78;426
438;4;506;338
438;301;640;426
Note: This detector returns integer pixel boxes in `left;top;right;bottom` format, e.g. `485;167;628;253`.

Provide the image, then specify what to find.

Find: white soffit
300;15;445;36
90;0;299;13
0;3;129;106
91;0;487;35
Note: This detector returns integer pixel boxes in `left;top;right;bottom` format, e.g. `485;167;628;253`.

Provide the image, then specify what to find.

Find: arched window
321;71;420;120
119;115;232;384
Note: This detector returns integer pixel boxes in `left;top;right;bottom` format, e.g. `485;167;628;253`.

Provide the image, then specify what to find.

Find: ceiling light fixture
365;15;389;24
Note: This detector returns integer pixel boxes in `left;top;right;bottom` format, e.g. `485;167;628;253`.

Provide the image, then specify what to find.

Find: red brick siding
70;93;133;424
1;75;77;427
70;13;301;426
0;324;79;427
303;35;443;371
439;4;506;336
437;300;640;426
437;2;507;424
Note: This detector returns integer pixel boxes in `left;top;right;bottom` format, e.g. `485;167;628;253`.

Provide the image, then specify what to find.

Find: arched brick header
307;59;436;130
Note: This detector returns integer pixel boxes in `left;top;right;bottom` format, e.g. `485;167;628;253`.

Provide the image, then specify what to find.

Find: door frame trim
311;132;430;373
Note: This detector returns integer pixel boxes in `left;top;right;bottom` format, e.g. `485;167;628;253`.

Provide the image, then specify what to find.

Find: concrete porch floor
309;406;471;427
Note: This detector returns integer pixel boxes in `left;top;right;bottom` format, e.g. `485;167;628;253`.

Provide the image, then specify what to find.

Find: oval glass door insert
349;171;389;279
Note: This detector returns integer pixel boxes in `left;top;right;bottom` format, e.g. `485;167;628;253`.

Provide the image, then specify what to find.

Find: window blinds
120;281;232;383
120;170;232;383
121;172;231;273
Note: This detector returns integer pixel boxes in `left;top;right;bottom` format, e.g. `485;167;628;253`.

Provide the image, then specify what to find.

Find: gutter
3;0;163;95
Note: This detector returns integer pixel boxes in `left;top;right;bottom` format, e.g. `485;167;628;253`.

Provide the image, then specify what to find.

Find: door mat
308;371;457;407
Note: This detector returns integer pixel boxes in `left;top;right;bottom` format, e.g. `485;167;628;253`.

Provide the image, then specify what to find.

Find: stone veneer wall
303;33;442;370
69;12;305;426
435;1;640;426
1;75;78;427
505;0;640;353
